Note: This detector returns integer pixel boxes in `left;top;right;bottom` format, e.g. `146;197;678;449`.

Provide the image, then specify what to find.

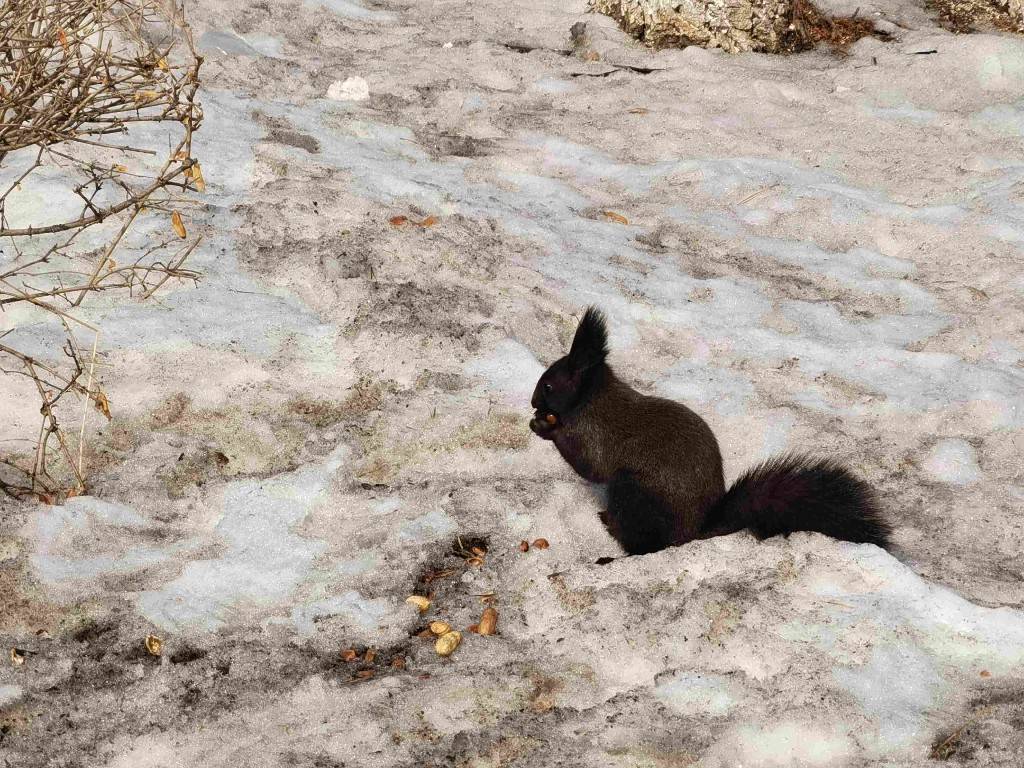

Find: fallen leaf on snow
601;211;629;225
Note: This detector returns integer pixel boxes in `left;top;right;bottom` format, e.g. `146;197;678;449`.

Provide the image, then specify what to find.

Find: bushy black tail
701;454;892;549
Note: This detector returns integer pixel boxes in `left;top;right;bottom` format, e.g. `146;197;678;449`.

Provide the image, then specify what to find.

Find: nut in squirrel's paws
529;410;559;439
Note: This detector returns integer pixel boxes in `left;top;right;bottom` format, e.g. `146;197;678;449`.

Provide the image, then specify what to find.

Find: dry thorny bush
0;0;204;502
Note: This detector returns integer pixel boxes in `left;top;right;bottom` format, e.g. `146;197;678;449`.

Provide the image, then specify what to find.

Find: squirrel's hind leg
602;470;679;556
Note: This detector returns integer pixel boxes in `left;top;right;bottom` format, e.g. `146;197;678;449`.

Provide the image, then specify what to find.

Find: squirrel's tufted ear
567;306;609;370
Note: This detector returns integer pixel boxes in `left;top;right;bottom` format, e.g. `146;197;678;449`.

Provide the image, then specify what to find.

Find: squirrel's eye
544;383;552;392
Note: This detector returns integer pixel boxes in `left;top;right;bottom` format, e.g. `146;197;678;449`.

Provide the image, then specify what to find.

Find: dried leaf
390;656;406;669
364;648;376;664
417;215;438;227
429;621;452;636
145;635;162;656
135;90;160;103
171;211;186;239
157;57;169;71
466;557;484;567
113;164;129;173
601;211;629;225
341;648;358;662
470;546;487;557
434;631;461;657
968;287;989;301
94;391;111;419
532;538;550;550
389;215;408;226
190;162;206;193
58;29;69;52
65;487;81;500
406;595;431;613
478;607;498;636
519;540;530;553
10;648;25;666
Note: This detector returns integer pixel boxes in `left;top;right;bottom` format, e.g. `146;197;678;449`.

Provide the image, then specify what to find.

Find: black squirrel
529;307;892;556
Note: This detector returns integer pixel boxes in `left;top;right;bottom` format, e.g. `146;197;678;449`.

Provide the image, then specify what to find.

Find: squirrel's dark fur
529;307;892;555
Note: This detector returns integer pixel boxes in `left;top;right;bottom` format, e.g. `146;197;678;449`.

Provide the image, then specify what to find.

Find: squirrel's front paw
529;411;558;440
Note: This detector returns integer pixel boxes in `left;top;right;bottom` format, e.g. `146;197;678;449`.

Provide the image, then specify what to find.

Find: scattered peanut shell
364;648;377;664
478;607;498;636
341;648;358;662
519;540;530;552
406;595;431;613
429;621;452;636
145;635;162;657
434;631;461;657
532;538;550;550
